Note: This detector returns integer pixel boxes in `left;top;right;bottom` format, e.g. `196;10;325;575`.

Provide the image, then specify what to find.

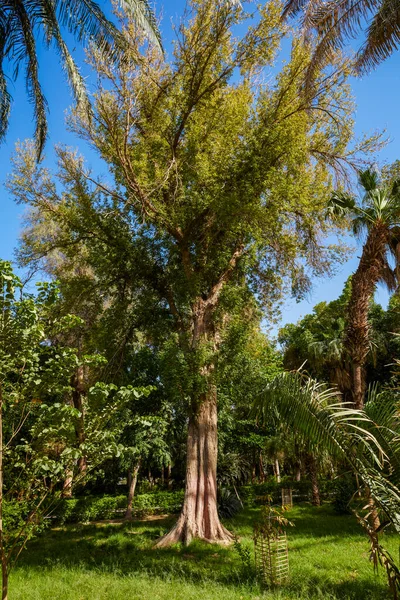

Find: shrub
53;490;185;524
218;488;242;519
333;476;356;514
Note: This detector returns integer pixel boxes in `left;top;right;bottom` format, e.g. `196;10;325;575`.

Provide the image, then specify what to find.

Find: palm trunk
345;223;390;409
352;363;366;410
125;460;141;520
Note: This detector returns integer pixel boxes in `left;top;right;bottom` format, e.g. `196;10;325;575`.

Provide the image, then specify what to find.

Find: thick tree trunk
155;390;233;547
124;460;141;520
352;363;365;410
155;295;234;547
345;223;390;409
295;464;301;482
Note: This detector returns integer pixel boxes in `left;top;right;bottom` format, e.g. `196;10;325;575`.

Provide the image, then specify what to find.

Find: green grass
8;504;400;599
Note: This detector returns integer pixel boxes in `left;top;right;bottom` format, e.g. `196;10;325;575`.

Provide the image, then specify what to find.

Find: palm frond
355;0;400;74
0;19;11;142
327;190;356;218
359;168;380;192
253;371;400;532
10;0;49;157
40;0;90;110
119;0;163;51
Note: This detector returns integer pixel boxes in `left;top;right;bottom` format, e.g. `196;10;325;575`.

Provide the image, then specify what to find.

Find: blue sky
1;0;399;333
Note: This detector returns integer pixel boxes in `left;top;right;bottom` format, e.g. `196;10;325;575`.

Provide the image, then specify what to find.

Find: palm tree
253;371;400;595
328;169;400;409
282;0;400;84
0;0;161;157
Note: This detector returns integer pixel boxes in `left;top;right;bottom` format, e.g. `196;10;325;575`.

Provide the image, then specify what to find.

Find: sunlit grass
9;504;399;599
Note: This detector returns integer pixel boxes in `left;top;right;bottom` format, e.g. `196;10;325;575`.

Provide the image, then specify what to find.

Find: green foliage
333;477;357;515
217;489;242;519
0;0;161;156
54;491;185;524
3;505;397;600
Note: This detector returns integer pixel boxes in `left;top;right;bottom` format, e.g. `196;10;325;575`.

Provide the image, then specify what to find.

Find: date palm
0;0;161;157
283;0;400;84
328;169;400;408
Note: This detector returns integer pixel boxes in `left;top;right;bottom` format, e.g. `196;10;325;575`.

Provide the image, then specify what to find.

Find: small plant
333;476;356;514
253;497;293;589
233;535;252;572
218;488;242;519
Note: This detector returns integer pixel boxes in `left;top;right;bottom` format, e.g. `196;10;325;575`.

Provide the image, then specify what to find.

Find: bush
333;476;356;514
53;490;185;524
218;488;242;519
3;501;29;533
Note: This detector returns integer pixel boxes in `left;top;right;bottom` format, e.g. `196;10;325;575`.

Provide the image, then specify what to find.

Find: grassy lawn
9;504;399;599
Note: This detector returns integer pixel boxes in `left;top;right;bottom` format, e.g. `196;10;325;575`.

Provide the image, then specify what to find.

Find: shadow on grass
16;505;396;599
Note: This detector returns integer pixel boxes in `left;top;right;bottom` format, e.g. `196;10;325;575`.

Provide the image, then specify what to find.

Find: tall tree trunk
167;463;172;489
124;460;141;520
345;223;390;409
62;468;73;498
295;464;301;482
72;366;87;479
155;297;234;546
155;388;233;547
259;453;265;483
274;458;281;484
0;387;8;600
306;454;320;506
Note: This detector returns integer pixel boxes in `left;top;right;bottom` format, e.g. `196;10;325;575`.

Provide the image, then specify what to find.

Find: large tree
10;0;377;545
328;169;400;408
0;0;160;156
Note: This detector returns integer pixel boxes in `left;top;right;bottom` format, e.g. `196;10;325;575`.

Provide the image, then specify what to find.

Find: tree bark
345;222;390;409
124;460;141;520
62;468;73;498
352;362;366;410
155;389;233;547
274;458;281;483
155;294;235;546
